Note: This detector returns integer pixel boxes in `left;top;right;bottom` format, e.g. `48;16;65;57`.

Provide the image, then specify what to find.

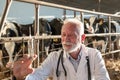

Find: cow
20;23;34;36
84;16;113;53
84;17;96;47
98;20;120;59
109;20;120;59
20;18;52;59
84;16;120;58
0;21;24;68
20;18;63;57
49;18;63;49
30;18;52;61
0;20;27;79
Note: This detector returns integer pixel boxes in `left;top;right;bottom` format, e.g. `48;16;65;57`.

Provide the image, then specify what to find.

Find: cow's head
49;18;63;48
50;18;63;35
84;16;105;34
0;21;22;68
84;16;96;34
33;18;52;35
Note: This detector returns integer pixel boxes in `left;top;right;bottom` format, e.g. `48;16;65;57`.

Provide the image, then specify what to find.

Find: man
13;19;110;80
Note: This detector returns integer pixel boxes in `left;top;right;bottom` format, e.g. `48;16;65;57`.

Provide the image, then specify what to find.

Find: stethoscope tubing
56;50;91;80
56;50;67;77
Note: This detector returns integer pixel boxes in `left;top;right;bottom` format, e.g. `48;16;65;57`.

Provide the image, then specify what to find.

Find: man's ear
81;34;86;42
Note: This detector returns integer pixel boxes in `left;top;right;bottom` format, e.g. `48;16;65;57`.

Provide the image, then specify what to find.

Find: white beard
62;42;80;53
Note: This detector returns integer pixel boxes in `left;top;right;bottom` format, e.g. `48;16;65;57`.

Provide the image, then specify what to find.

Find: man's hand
13;54;37;80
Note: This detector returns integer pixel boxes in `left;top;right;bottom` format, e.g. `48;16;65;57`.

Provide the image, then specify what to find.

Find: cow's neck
5;42;15;62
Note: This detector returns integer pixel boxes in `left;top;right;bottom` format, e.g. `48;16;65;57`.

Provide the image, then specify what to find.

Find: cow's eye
6;29;17;37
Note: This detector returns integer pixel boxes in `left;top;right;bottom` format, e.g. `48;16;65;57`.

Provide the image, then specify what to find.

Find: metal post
0;0;13;33
74;11;76;18
98;0;101;12
34;4;39;35
108;16;112;52
80;12;84;23
34;4;40;67
63;9;66;20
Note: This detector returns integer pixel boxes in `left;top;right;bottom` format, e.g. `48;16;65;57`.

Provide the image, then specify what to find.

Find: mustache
62;42;73;45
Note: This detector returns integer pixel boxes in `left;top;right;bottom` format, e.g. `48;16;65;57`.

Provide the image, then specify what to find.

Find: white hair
63;18;84;35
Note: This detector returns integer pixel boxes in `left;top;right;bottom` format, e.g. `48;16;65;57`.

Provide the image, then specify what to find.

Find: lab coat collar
63;44;88;74
63;44;88;59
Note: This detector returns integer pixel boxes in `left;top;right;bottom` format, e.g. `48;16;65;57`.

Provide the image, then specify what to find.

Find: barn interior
42;0;120;14
0;0;120;80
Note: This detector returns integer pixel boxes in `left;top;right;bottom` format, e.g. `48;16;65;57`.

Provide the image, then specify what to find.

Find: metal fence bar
0;33;120;43
14;0;120;18
0;0;13;32
102;50;120;56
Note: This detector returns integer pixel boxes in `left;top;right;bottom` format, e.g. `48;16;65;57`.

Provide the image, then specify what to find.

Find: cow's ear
99;19;104;25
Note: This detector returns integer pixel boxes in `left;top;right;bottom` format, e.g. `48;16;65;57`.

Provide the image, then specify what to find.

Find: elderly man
13;18;110;80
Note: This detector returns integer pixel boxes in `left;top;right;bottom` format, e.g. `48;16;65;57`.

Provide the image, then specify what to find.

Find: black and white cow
33;18;52;58
85;16;120;55
20;23;34;36
84;16;116;53
84;17;96;47
49;18;63;49
110;20;120;59
0;21;24;68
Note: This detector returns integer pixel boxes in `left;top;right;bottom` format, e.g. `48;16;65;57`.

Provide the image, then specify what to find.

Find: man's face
61;23;81;53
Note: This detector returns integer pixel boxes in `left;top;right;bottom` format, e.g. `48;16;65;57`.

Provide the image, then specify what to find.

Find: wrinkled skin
13;54;37;80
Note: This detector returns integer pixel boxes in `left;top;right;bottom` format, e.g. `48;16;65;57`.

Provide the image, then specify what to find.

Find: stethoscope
56;50;67;80
56;50;91;80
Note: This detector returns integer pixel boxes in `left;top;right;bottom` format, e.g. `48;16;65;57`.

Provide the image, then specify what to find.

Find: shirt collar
65;46;82;61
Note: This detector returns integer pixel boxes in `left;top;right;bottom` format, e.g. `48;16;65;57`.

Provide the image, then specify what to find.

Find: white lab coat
26;44;110;80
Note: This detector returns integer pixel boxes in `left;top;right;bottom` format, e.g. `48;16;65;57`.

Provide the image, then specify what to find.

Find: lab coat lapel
63;51;76;74
61;45;88;79
77;45;88;78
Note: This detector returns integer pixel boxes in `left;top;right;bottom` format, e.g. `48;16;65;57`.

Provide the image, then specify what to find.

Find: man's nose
64;35;70;41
